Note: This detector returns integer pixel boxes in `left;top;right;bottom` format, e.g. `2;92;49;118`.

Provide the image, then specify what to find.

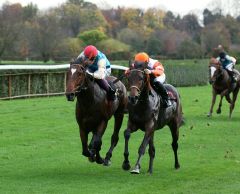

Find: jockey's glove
144;69;152;74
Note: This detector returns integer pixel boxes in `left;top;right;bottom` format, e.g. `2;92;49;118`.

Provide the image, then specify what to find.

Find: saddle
167;90;177;101
232;69;240;81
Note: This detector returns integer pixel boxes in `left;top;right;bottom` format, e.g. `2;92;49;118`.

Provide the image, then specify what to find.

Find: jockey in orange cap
133;52;171;108
75;45;115;101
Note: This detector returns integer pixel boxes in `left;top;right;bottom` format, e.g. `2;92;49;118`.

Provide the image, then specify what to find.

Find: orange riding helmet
134;52;149;63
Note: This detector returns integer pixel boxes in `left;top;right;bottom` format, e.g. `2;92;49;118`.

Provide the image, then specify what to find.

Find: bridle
209;63;223;84
69;64;88;94
128;69;147;97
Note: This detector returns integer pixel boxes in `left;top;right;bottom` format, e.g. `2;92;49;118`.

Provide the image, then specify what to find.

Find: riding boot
153;81;171;108
96;79;116;101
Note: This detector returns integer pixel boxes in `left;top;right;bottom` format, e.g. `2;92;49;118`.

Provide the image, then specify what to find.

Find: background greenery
1;86;240;193
1;0;240;62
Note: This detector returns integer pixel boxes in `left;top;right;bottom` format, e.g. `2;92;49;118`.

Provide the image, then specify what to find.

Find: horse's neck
138;83;151;104
216;69;229;83
77;79;96;104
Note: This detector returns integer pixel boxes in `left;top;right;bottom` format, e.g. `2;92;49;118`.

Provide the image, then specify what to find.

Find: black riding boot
153;81;171;108
107;82;116;101
96;79;116;101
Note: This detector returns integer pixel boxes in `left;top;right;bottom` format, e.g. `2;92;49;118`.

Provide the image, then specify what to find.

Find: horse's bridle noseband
128;69;146;96
70;64;88;95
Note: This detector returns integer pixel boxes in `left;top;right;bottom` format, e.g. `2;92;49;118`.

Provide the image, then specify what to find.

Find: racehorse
208;57;240;118
122;67;183;174
65;62;127;166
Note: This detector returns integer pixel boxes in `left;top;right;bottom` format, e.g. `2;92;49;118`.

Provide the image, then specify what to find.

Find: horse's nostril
66;93;75;101
128;96;137;104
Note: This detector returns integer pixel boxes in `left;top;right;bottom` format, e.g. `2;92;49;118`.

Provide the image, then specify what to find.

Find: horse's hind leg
216;95;223;114
169;123;180;169
229;88;239;118
104;113;124;166
147;134;155;174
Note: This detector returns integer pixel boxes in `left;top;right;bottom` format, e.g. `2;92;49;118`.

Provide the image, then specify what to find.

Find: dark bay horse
122;68;183;174
65;62;127;165
208;58;240;118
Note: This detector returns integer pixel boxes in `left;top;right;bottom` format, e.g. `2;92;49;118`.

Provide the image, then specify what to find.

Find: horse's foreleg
131;126;154;174
147;134;155;174
122;128;132;171
208;91;216;117
104;113;124;166
79;129;91;157
94;121;107;164
170;123;180;169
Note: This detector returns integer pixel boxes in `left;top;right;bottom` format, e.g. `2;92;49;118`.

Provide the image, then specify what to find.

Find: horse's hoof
122;161;131;171
130;168;140;174
207;113;212;117
96;157;104;164
175;164;180;169
103;159;111;166
147;170;153;174
88;156;96;163
82;151;91;157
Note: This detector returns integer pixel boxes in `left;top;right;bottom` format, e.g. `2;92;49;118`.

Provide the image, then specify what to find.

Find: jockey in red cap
76;45;115;101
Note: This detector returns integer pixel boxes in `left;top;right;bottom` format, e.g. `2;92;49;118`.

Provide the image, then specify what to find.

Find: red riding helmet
83;45;98;59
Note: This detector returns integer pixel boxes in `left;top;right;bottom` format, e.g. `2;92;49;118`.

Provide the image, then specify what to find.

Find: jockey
133;52;171;108
76;45;115;100
216;51;237;83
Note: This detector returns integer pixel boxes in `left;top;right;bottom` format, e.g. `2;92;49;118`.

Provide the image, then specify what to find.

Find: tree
97;38;131;60
146;33;163;56
201;22;231;55
179;14;201;42
78;29;107;45
52;38;83;61
27;12;64;62
22;3;38;21
163;11;176;29
56;1;107;37
0;3;23;59
117;28;145;51
177;40;202;59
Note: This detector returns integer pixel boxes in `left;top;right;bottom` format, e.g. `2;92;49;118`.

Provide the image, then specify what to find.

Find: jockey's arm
86;59;106;79
150;62;164;77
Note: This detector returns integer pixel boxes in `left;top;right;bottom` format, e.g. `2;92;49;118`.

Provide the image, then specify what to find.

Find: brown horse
65;62;127;166
122;68;183;174
208;58;240;118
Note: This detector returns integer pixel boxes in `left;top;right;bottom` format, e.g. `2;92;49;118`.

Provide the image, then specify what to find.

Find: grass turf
0;85;240;194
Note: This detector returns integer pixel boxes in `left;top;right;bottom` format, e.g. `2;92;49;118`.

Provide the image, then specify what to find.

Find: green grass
0;86;240;194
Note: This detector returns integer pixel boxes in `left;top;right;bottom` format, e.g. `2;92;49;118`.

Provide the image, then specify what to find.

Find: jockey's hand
86;69;93;76
125;69;130;75
144;69;152;74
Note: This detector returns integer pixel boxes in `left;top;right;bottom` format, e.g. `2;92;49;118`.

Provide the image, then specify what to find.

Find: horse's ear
129;59;132;67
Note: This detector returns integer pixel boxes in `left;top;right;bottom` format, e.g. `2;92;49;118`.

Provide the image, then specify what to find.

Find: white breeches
154;73;166;84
